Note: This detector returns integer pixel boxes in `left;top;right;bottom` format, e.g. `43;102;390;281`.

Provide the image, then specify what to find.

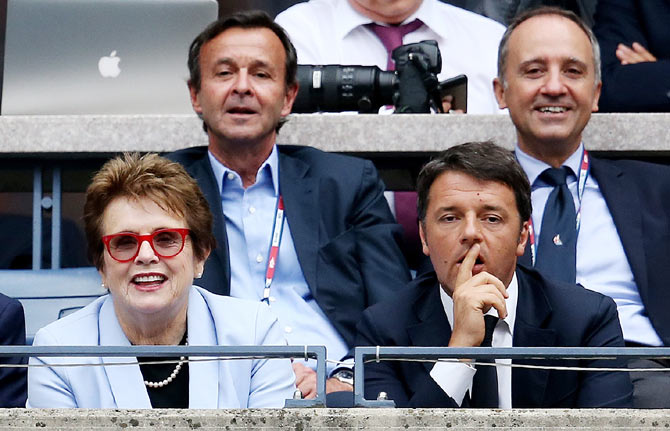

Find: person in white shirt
355;141;632;408
275;0;505;114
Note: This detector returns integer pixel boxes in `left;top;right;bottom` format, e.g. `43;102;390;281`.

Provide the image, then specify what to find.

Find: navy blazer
168;145;410;347
593;0;670;112
518;157;670;346
356;266;633;408
0;293;27;407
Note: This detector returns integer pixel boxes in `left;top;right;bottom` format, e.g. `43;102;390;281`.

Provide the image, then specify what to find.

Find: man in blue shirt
493;6;670;407
168;10;410;399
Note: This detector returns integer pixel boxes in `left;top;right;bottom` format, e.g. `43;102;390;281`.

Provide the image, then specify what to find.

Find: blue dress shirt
516;144;662;346
208;147;348;371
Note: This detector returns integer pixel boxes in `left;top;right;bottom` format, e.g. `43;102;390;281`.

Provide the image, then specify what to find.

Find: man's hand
292;363;354;398
616;42;657;65
449;244;508;348
292;362;317;399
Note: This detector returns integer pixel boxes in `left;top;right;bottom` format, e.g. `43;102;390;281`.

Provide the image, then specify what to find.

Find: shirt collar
439;272;518;335
336;0;444;41
207;144;280;195
515;143;584;188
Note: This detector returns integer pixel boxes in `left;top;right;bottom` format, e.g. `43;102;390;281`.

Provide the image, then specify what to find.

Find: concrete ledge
0;408;668;430
1;113;669;154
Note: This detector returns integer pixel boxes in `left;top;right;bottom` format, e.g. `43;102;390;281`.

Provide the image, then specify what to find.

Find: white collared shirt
275;0;505;114
429;273;518;409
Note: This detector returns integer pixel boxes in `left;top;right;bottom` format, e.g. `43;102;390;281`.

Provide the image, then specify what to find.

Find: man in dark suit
492;7;670;407
592;0;670;112
0;293;27;407
168;11;410;398
356;142;633;408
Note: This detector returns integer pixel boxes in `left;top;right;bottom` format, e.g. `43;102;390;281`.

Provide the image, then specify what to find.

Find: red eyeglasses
101;228;191;263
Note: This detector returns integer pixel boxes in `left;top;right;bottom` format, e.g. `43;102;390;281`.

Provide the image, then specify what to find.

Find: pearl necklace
143;338;188;389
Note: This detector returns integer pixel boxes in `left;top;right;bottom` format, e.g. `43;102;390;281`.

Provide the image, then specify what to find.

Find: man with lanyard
493;6;670;408
168;10;410;400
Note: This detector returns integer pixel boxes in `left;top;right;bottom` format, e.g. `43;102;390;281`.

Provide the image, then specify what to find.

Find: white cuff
429;360;476;406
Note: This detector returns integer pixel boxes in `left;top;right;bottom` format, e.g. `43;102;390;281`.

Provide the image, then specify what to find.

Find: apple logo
98;50;121;78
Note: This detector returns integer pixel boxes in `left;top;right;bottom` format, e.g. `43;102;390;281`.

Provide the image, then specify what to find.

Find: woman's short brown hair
83;153;216;270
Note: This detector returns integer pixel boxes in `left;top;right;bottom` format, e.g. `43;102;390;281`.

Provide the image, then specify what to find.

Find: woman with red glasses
27;153;295;408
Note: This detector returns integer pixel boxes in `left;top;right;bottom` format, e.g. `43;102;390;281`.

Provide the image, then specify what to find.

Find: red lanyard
262;195;285;303
528;149;590;266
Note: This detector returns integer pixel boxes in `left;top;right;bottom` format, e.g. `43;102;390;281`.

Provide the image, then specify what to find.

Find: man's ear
493;77;508;110
419;221;430;257
281;83;299;117
188;82;202;115
591;80;602;112
516;220;530;257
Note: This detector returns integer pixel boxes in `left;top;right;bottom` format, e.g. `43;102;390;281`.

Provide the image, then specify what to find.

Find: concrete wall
1;113;668;155
1;408;668;430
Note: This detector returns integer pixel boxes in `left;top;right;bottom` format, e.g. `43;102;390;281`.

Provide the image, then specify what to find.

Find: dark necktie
470;315;499;408
535;167;577;284
366;19;424;70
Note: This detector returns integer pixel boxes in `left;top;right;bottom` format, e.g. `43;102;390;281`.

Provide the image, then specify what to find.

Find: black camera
292;40;443;114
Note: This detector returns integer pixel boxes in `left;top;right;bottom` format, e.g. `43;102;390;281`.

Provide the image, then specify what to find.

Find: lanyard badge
262;195;285;303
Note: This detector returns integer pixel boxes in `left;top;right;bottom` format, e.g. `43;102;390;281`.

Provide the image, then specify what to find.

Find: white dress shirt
275;0;506;114
429;273;518;409
515;144;662;346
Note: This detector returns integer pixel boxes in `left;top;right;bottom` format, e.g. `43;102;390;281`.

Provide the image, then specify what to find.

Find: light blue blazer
27;286;296;408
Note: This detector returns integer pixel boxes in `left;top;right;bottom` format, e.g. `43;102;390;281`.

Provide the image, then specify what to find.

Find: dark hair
188;10;297;92
497;6;601;87
416;141;531;226
84;153;216;270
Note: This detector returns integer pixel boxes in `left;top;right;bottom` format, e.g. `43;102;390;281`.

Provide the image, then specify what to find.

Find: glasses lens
152;230;185;257
108;234;139;261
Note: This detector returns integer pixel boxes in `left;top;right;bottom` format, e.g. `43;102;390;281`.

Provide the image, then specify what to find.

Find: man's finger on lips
456;244;480;287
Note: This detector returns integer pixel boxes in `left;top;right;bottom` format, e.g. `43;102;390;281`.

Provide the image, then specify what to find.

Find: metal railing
0;345;327;408
353;346;670;407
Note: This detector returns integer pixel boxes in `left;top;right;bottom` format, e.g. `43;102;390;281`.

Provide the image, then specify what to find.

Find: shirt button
284;326;293;334
249;206;256;214
269;296;276;302
256;254;263;263
227;172;235;180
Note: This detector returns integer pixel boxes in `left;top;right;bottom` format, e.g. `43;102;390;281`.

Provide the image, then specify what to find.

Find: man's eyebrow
482;204;505;212
214;58;273;70
564;57;589;69
518;58;545;69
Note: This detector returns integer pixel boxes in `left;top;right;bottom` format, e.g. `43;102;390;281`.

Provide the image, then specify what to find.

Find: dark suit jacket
0;293;27;407
593;0;670;112
356;266;633;408
518;157;670;346
168;145;410;347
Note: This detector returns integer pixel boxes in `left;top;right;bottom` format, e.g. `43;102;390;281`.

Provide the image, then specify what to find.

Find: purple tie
366;19;424;70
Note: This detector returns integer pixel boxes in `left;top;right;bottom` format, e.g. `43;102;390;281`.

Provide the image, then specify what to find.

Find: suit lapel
512;268;556;408
278;149;320;294
98;298;151;408
186;288;220;408
191;154;231;294
590;158;648;300
406;280;452;374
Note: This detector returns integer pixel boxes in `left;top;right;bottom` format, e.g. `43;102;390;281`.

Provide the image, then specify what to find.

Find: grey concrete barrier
0;408;668;430
0;113;668;154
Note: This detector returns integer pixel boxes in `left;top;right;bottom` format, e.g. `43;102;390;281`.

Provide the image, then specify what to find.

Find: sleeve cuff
429;360;476;406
